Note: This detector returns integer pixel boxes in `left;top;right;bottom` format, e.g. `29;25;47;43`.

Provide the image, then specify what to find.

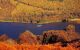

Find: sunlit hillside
0;0;80;24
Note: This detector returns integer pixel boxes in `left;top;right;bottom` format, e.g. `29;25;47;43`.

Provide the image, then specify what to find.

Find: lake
0;22;80;39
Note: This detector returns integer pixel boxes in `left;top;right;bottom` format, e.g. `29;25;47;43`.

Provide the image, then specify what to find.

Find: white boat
37;24;43;27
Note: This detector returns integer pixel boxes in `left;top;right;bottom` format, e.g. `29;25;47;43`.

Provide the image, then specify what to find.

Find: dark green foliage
48;35;58;44
62;19;68;23
42;35;59;44
42;34;68;46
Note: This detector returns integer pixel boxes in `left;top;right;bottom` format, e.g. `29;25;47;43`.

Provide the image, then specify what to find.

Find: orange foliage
0;34;8;41
19;31;38;44
0;42;17;50
0;42;79;50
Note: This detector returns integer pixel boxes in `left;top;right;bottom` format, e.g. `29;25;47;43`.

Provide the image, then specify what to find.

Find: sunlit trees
19;30;38;44
0;29;79;50
0;34;8;41
0;42;79;50
42;25;80;44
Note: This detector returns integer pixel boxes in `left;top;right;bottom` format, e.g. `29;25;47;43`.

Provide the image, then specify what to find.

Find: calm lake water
0;22;80;39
